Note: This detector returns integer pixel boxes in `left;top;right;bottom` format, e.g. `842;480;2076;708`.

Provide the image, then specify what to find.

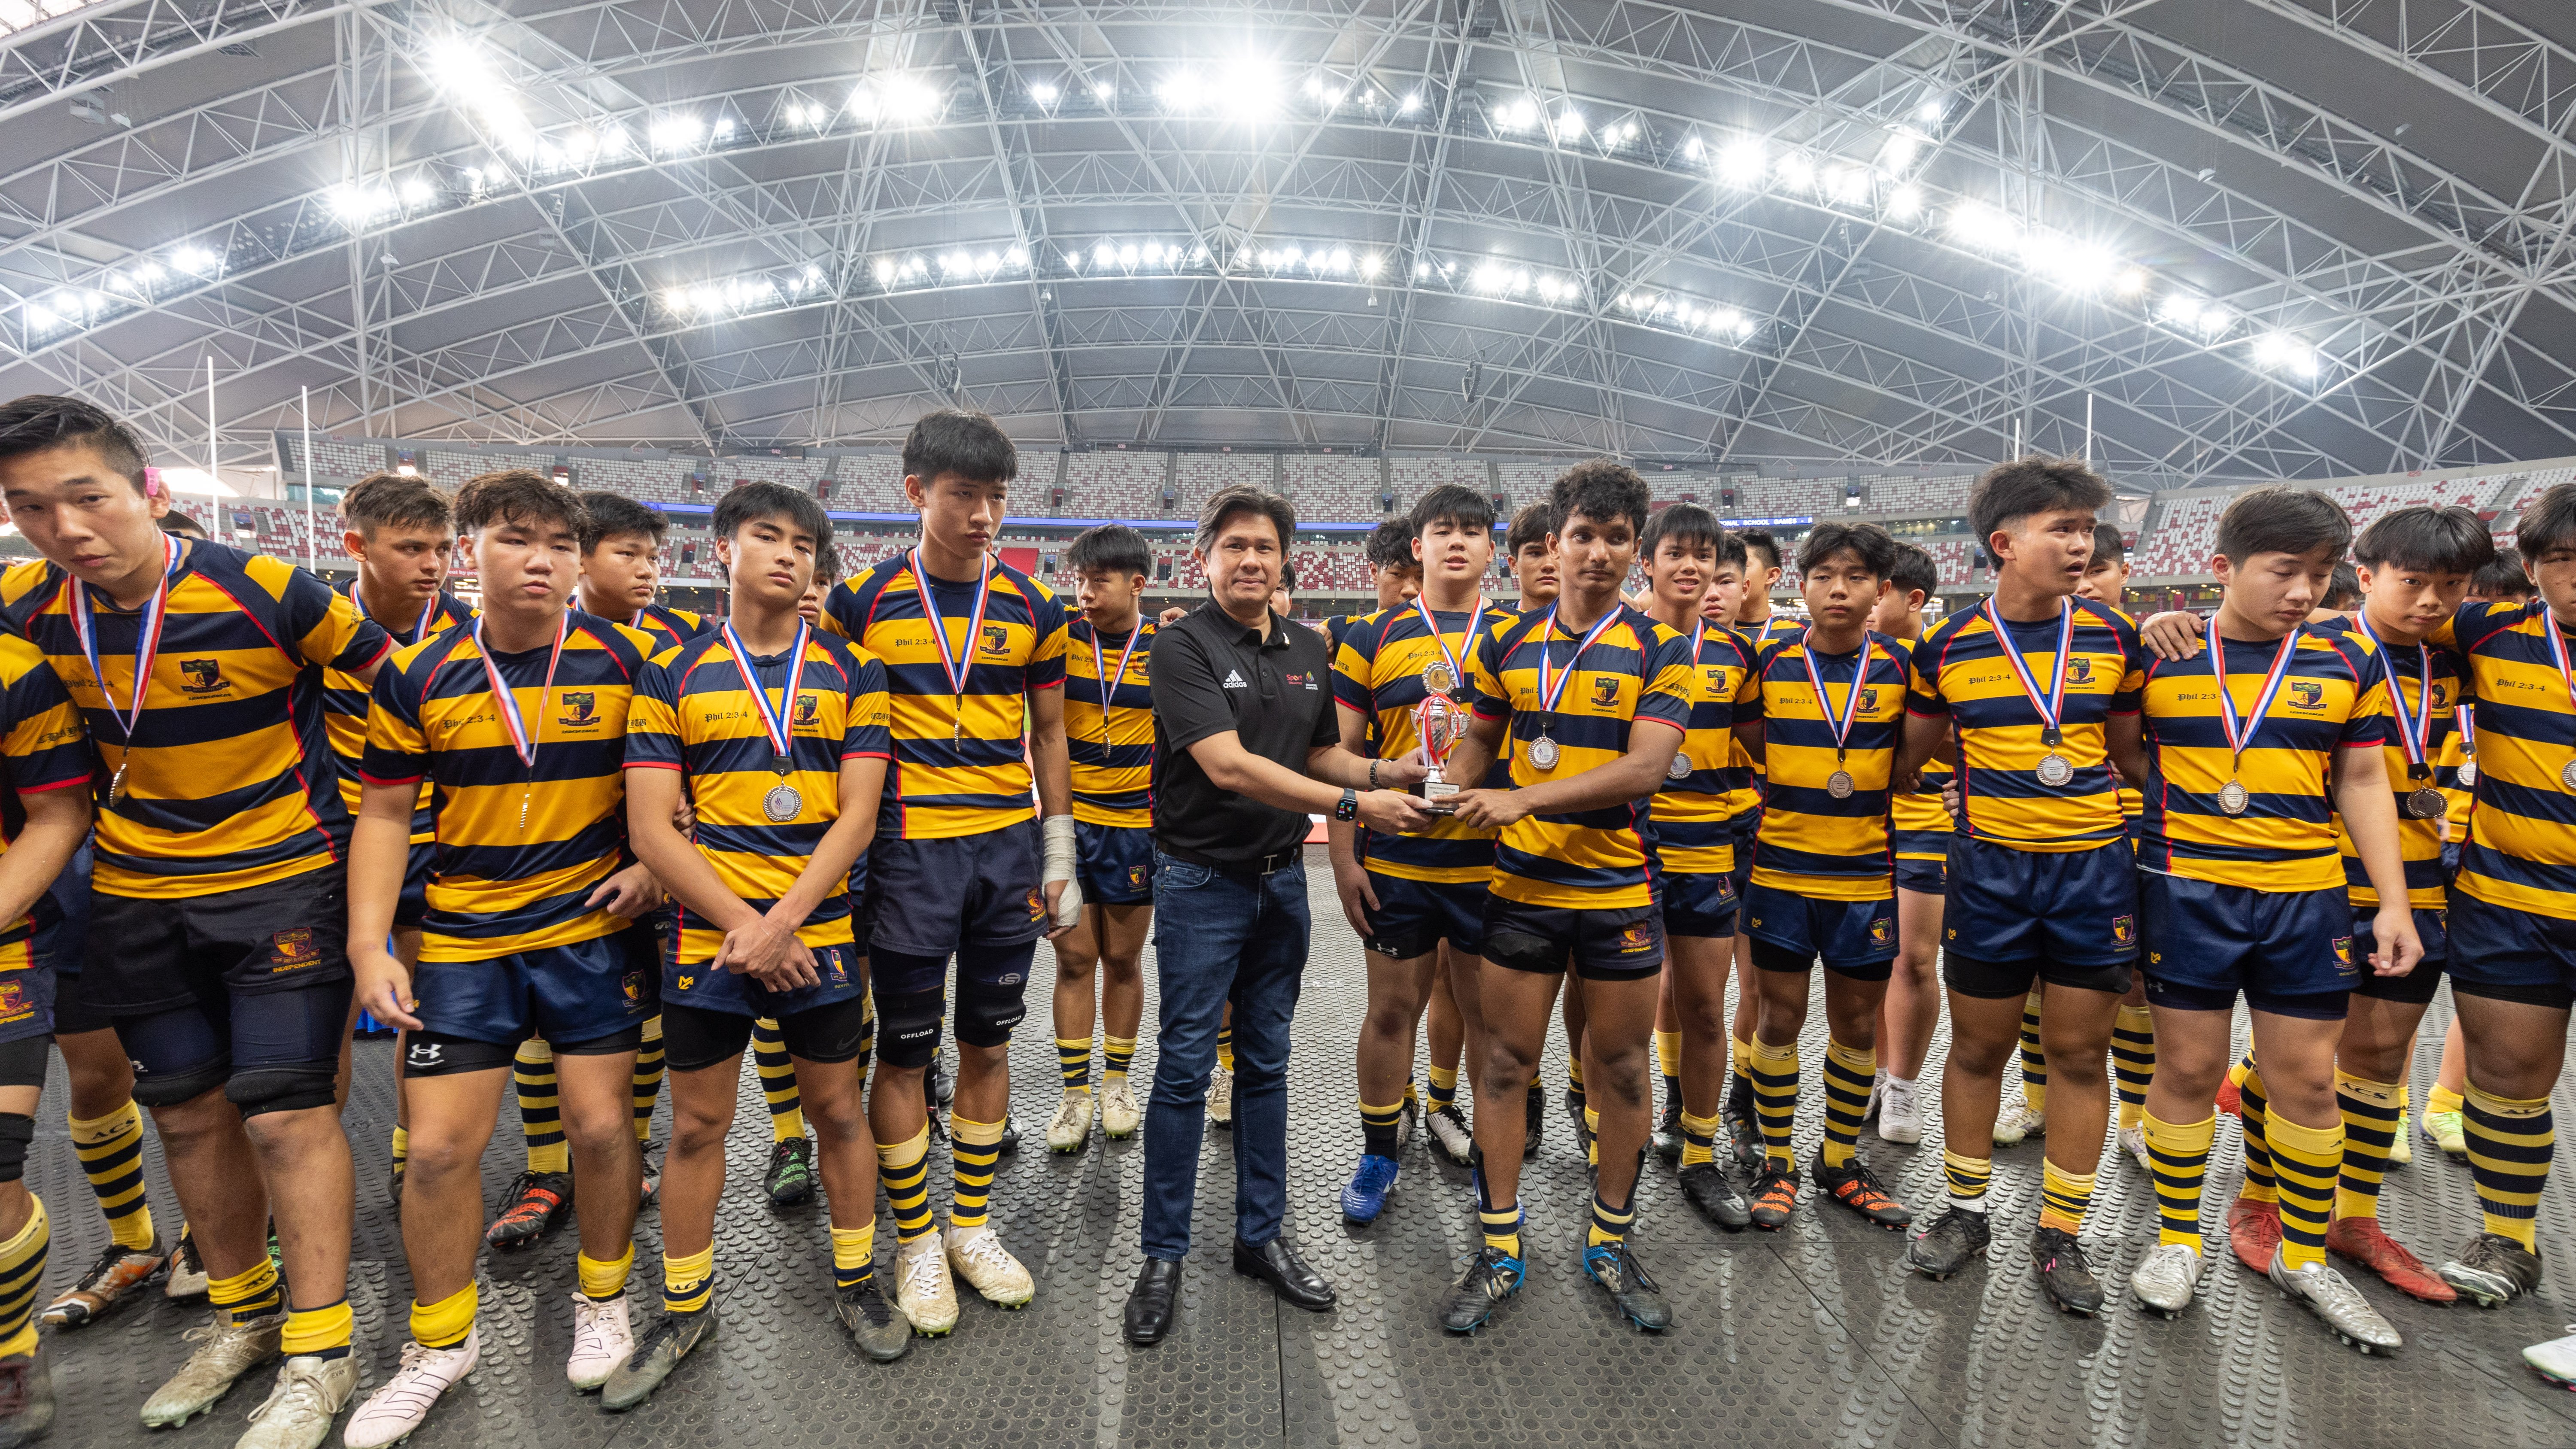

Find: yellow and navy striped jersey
324;582;476;838
0;541;391;899
1889;638;1955;861
2440;715;2473;840
1907;600;2144;853
1647;625;1761;877
626;602;711;654
821;552;1067;840
1332;601;1519;884
1726;614;1804;823
1747;631;1912;901
0;635;90;952
2136;624;2389;893
2316;618;2463;909
1467;605;1692;909
1066;618;1155;829
628;629;892;963
2434;600;2576;918
362;611;656;963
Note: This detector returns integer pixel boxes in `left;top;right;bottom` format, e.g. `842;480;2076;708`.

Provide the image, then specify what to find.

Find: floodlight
1717;140;1765;185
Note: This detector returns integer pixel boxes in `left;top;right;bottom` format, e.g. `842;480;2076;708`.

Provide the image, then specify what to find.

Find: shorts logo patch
1617;926;1654;952
0;981;29;1022
2112;914;2135;945
1027;889;1046;922
2288;681;2324;710
2332;936;2356;974
1869;916;1893;947
828;952;848;985
178;659;228;695
559;691;599;726
677;975;695;991
621;969;645;1005
1127;865;1148;889
406;1042;443;1068
269;927;319;971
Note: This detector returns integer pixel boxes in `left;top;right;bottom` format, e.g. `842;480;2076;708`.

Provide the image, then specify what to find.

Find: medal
2209;626;2301;821
1799;626;1877;802
722;618;811;825
2405;787;2446;819
2564;759;2576;791
70;532;179;810
1661;623;1710;790
2355;612;2448;826
2456;705;2477;787
1413;592;1479;702
473;613;568;831
1668;752;1693;781
1982;597;2078;792
1089;619;1144;749
913;547;993;747
1528;601;1619;775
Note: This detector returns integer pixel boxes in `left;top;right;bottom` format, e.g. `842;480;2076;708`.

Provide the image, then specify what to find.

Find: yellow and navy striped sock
632;1014;666;1145
2111;1005;2156;1132
2038;1159;2096;1236
832;1220;876;1292
2267;1113;2340;1271
1730;1031;1752;1096
2017;991;2047;1113
1057;1036;1094;1093
408;1282;474;1350
1427;1065;1458;1115
1586;1188;1633;1249
283;1297;353;1361
1567;1052;1586;1102
2144;1111;2215;1249
1653;1029;1680;1113
389;1125;408;1185
210;1257;281;1327
1105;1035;1136;1080
1215;1024;1235;1073
578;1243;633;1300
1820;1036;1874;1170
2237;1060;2277;1204
1944;1149;1992;1213
0;1197;46;1358
877;1125;935;1243
68;1103;154;1250
2465;1085;2553;1252
2334;1071;2403;1221
662;1243;714;1315
1359;1100;1403;1159
1583;1106;1601;1169
1679;1112;1718;1170
1751;1037;1799;1169
515;1038;568;1176
1474;1165;1522;1260
752;1018;805;1143
949;1115;1006;1231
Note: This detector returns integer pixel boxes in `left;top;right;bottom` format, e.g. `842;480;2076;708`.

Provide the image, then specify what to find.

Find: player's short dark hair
1278;563;1296;592
0;394;151;493
339;472;452;540
1365;518;1418;571
2322;560;2361;610
1888;541;1939;600
2215;486;2352;565
816;542;842;586
713;481;830;549
1737;529;1781;574
1551;459;1650;534
1068;523;1152;578
2091;522;2126;566
1716;531;1749;571
577;489;667;552
1969;456;2113;546
1641;502;1723;561
1796;521;1899;579
1410;484;1495;539
2516;483;2576;560
457;470;585;538
159;511;205;538
903;408;1018;486
2473;547;2535;600
1197;484;1295;555
1505;501;1556;557
2355;504;2494;577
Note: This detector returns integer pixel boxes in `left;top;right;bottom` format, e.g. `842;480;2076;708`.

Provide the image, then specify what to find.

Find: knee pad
115;1005;231;1107
953;944;1035;1050
875;986;945;1070
1483;930;1562;977
225;1064;339;1118
0;1113;30;1182
0;1036;44;1091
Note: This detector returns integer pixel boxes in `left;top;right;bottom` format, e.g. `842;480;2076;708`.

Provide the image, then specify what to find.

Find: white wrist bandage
1042;813;1082;928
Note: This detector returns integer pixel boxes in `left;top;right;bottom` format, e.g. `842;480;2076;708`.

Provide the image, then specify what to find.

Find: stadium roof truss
3;0;2576;485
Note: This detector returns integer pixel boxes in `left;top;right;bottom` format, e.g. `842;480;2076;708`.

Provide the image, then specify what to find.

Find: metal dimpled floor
31;853;2576;1448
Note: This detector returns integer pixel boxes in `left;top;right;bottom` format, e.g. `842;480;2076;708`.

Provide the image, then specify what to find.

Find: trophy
1416;693;1463;811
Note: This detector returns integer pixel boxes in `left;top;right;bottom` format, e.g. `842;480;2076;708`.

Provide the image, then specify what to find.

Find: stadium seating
2129;495;2227;578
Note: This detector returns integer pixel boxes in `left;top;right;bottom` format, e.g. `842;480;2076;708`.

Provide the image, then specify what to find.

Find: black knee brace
874;986;945;1069
0;1037;44;1091
128;1059;230;1109
225;1063;340;1118
0;1114;30;1182
953;968;1030;1049
1483;930;1563;977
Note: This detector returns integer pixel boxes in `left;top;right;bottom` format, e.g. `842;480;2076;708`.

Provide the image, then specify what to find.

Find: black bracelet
1368;758;1379;789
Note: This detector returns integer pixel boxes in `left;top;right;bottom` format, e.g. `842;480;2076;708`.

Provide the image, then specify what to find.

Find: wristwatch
1334;787;1359;823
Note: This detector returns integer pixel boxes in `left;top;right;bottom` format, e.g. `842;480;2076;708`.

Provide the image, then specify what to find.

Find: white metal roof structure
3;0;2574;485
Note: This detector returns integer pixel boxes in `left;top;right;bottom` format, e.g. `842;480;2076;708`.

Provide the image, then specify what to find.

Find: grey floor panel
24;850;2576;1446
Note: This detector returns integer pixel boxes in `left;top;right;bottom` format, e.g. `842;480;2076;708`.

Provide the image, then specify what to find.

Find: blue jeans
1139;850;1310;1262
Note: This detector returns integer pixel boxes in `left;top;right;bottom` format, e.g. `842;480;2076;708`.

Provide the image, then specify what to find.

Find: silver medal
2563;758;2576;791
2035;752;2074;788
2218;778;2251;815
2406;787;2446;820
1826;769;1855;799
2458;757;2478;787
1527;733;1559;771
1422;661;1457;698
1667;752;1693;781
763;783;803;822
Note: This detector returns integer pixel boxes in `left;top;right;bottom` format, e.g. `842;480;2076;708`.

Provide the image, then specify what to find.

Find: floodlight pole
2084;393;2094;468
301;385;315;572
204;356;218;503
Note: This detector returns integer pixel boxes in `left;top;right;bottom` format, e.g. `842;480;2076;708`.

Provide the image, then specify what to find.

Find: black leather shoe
1124;1258;1182;1345
1233;1237;1336;1312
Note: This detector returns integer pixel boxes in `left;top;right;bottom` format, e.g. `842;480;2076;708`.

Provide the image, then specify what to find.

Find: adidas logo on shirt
1223;669;1249;689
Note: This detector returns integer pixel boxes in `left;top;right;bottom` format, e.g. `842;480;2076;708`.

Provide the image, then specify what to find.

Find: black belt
1161;843;1305;879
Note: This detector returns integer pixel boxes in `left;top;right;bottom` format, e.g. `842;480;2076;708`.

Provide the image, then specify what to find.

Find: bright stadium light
1495;97;1539;131
1878;128;1925;173
170;245;220;276
1773;150;1815;190
650;114;704;152
1717;140;1765;185
1887;183;1923;219
1399;92;1422;114
1030;81;1059;106
873;258;896;284
1826;164;1869;203
2252;331;2321;377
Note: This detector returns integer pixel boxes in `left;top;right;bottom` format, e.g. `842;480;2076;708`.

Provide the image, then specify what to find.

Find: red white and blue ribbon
2353;612;2433;775
911;547;993;721
1799;628;1877;759
472;613;567;771
1413;592;1480;696
70;530;177;743
1536;602;1622;717
722;619;809;763
1089;622;1143;746
350;581;441;648
2211;628;2301;762
1982;597;2072;741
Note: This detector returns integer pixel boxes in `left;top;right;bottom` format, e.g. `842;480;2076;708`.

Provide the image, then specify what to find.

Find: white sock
1951;1191;1990;1215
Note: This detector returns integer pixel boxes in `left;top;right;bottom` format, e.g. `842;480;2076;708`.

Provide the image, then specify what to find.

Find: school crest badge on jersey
2289;681;2325;710
795;693;821;726
981;624;1011;656
2067;658;2093;683
559;691;599;726
178;659;227;695
1591;678;1621;707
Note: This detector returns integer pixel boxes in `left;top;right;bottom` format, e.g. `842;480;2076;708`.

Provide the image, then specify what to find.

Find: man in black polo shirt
1122;485;1433;1345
